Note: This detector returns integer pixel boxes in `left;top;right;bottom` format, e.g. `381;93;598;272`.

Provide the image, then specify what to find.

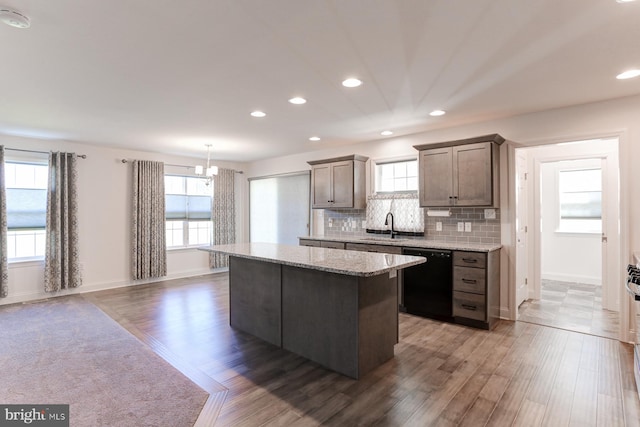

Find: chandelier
195;144;218;185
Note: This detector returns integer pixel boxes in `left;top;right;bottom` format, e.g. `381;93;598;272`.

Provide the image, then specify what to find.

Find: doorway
514;138;620;340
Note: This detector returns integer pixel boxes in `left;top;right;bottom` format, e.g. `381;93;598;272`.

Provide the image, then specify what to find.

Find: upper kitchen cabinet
307;155;368;209
414;134;504;208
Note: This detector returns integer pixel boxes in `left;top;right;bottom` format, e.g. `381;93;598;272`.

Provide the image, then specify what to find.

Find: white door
600;156;619;311
515;150;529;307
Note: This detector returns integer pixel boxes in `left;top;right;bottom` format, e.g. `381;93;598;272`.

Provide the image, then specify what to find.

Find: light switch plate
457;222;464;232
436;222;442;231
484;209;496;219
465;222;472;232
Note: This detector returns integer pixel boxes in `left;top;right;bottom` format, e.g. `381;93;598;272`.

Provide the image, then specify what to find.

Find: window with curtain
558;167;602;233
366;193;424;234
5;162;48;260
374;159;418;193
165;175;213;248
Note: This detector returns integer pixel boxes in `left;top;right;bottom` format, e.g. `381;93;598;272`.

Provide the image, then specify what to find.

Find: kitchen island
200;242;425;379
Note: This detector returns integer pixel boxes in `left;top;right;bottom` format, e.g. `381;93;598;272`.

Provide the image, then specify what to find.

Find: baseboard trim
541;273;601;285
0;267;228;307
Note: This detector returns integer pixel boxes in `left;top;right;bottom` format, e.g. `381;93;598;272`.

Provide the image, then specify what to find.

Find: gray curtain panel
44;151;82;292
210;168;236;268
132;160;167;280
0;146;8;298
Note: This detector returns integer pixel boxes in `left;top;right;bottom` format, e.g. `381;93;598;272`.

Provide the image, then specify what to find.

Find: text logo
0;405;69;427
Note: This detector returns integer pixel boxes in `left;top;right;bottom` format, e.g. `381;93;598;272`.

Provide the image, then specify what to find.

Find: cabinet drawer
453;266;486;294
453;291;486;321
299;239;321;247
345;243;403;254
453;251;486;268
320;241;346;249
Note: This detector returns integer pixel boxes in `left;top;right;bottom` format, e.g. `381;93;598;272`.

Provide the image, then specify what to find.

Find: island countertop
199;242;426;277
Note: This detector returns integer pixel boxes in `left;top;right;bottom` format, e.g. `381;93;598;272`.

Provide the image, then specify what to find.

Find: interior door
515;150;529;307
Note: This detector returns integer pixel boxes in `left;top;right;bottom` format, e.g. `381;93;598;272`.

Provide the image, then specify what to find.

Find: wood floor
85;273;640;426
518;280;620;340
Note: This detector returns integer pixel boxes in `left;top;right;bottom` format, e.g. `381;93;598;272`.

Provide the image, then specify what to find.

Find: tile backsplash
322;207;500;245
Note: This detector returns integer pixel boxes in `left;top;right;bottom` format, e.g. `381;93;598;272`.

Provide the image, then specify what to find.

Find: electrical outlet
465;222;472;232
328;218;333;228
361;220;366;228
436;222;442;231
484;209;496;219
457;222;464;232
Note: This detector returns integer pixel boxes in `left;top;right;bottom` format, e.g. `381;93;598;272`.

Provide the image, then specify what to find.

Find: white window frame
165;174;213;249
371;156;418;195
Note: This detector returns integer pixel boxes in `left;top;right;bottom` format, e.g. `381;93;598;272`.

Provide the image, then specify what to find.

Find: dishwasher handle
403;248;452;258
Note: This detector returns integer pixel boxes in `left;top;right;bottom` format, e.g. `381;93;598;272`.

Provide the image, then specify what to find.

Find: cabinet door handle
462;258;478;263
461;304;477;311
462;279;477;284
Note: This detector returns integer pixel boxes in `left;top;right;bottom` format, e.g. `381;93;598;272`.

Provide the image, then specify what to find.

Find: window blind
165;194;212;221
6;188;47;229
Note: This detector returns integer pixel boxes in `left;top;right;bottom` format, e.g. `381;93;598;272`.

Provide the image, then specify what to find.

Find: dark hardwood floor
85;273;640;426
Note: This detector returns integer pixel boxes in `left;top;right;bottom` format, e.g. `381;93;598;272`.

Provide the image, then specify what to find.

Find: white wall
0;135;246;306
539;159;602;285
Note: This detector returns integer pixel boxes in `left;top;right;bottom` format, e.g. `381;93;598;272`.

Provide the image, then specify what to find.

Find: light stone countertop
300;235;502;252
199;242;426;277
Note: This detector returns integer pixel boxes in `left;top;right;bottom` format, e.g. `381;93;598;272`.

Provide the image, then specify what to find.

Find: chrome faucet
384;212;397;239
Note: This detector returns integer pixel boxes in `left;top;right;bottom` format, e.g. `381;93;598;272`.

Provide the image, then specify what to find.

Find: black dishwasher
401;248;453;321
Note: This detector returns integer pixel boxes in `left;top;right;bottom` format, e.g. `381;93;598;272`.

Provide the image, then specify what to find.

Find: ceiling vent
0;8;30;28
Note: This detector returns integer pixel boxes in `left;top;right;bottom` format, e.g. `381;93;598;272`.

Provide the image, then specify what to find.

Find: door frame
506;130;632;342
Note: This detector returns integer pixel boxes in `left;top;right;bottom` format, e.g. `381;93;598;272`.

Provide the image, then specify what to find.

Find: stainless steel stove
626;257;640;399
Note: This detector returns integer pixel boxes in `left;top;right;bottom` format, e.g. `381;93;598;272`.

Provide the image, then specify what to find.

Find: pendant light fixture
194;144;218;185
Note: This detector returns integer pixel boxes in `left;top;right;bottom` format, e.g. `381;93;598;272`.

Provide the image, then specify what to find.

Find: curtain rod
120;158;243;173
6;147;87;159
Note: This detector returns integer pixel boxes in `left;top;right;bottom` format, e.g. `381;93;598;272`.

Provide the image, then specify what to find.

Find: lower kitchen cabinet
452;250;500;330
299;239;345;249
299;237;500;330
345;242;403;254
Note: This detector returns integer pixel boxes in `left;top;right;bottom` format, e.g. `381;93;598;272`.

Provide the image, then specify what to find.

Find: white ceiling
1;0;639;162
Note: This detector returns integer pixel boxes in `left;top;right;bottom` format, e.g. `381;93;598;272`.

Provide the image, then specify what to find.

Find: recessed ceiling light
250;111;266;118
0;8;30;28
430;109;446;117
309;136;321;142
616;69;640;79
380;130;393;136
616;0;636;3
289;97;307;105
342;78;363;88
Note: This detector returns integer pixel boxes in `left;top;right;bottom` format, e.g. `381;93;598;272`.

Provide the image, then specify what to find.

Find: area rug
0;296;208;426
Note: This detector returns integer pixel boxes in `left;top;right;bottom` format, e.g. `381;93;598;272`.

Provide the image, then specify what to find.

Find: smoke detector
0;8;30;28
